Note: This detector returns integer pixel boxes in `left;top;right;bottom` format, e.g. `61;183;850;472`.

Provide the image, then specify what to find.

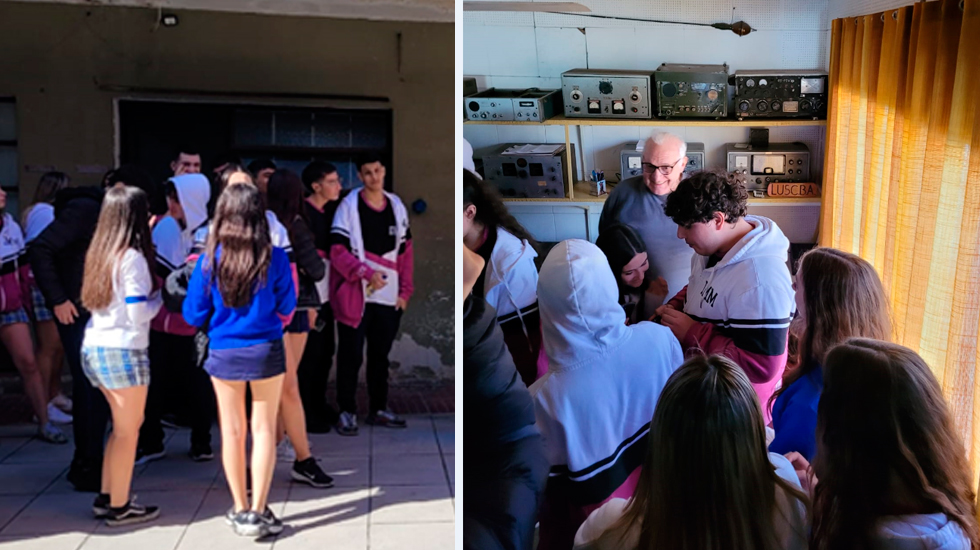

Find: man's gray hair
644;132;687;159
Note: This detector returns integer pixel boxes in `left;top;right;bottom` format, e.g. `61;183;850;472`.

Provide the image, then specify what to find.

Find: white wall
464;0;832;184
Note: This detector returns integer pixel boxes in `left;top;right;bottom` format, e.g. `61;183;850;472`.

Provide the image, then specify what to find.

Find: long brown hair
812;339;979;549
770;247;890;411
267;169;307;242
601;355;808;550
205;183;271;308
81;186;155;312
23;171;70;228
463;169;538;252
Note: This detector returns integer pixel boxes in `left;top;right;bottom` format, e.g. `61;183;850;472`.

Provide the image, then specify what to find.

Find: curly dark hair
664;170;748;227
462;170;539;253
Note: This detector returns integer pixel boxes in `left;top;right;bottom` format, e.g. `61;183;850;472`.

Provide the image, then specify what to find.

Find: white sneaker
51;394;73;414
38;422;68;444
277;438;296;461
47;402;73;424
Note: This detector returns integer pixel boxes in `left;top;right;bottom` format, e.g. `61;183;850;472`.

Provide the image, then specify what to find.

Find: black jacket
288;216;325;282
464;294;548;550
304;191;348;253
29;186;104;309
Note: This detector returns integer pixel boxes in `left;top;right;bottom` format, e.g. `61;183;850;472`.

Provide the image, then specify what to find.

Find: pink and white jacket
329;189;413;328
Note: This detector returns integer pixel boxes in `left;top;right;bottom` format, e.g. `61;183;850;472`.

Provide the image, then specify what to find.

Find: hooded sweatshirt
151;173;210;335
530;239;684;550
483;227;542;385
669;215;794;424
875;514;971;550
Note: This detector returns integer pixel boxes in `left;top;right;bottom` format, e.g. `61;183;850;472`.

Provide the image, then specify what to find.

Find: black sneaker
134;444;166;466
291;457;334;488
104;500;160;527
366;410;407;429
335;412;359;436
95;493;139;518
189;442;214;462
92;493;110;518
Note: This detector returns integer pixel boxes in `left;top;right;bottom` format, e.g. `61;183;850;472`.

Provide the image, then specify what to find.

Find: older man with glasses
598;132;694;306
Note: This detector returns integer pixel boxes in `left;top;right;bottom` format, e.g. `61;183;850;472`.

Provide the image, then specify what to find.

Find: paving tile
0;463;66;495
316;455;369;488
281;486;371;529
133;457;221;492
0;533;88;549
0;438;32;463
443;454;455;487
2;438;75;465
370;425;440;455
308;431;370;457
370;522;454;550
0;495;35;531
0;491;100;536
273;523;367;550
369;485;454;524
80;488;209;550
372;454;445;486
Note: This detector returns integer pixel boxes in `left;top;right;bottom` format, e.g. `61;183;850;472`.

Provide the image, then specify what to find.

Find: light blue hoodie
876;513;971;550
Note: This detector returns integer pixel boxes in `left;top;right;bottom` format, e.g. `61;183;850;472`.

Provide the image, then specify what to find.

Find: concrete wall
0;2;455;381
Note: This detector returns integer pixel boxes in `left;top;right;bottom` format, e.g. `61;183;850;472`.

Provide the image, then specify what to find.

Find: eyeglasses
642;158;682;175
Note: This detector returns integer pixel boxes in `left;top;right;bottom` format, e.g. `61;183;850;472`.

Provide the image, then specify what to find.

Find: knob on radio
739;100;750;111
599;81;613;94
756;101;769;112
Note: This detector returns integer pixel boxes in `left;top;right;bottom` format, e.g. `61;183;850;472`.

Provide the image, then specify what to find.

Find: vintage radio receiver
619;141;705;181
726;142;810;196
733;70;828;120
481;143;575;199
655;63;729;119
561;69;654;119
465;88;561;122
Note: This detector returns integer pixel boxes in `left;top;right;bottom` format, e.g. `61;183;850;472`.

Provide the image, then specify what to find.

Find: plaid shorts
0;307;30;327
30;286;53;322
81;346;151;390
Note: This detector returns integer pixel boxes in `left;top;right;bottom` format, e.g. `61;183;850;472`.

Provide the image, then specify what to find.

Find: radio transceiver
465;88;562;122
481;143;575;199
561;69;654;119
726;142;811;196
655;63;729;119
733;70;828;119
620;141;705;181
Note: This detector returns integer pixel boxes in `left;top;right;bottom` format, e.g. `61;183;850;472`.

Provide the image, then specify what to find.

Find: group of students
462;162;980;550
0;150;414;536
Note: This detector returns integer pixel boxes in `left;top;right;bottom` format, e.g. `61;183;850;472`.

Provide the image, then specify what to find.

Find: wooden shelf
464;114;827;127
502;181;822;204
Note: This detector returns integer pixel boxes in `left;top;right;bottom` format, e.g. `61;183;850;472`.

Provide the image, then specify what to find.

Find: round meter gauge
746;79;756;87
759;78;768;86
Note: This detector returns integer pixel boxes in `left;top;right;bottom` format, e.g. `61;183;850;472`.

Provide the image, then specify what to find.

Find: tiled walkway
0;414;455;549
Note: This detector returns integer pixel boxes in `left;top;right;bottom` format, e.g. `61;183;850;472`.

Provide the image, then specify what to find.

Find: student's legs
139;331;168;453
169;334;213;449
298;305;336;425
335;317;368;415
34;320;65;402
249;375;284;512
211;377;249;513
0;322;50;426
364;304;402;414
281;331;312;461
100;385;147;507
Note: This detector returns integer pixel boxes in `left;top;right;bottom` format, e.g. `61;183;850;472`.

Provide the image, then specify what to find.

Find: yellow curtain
821;0;980;495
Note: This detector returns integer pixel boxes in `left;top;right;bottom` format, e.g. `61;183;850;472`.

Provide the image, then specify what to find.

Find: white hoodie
876;514;971;550
676;215;794;423
530;239;683;549
154;173;211;274
484;227;538;323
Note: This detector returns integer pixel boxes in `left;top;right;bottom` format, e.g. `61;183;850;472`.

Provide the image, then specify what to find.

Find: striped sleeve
683;284;792;384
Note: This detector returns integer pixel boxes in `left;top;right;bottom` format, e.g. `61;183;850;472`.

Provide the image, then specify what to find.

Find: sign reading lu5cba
767;182;821;198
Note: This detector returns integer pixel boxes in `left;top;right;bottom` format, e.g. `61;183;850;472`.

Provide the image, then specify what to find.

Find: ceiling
2;0;455;23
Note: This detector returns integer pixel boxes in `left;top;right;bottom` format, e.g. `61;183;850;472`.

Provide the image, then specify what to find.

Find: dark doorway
118;100;393;190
